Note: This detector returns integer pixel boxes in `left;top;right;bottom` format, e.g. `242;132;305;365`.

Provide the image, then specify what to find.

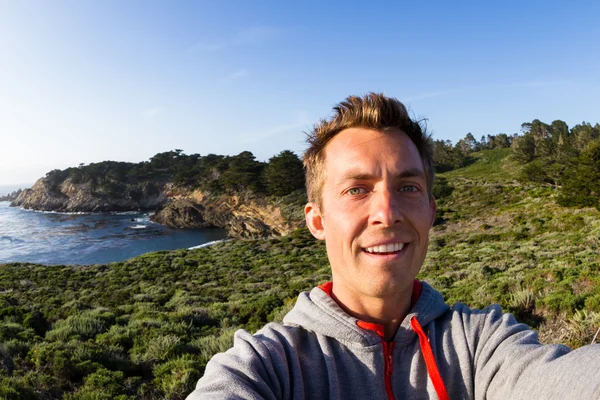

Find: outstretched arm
186;328;289;400
461;304;600;399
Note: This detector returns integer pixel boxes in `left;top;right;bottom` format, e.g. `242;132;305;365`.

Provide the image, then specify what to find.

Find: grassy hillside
0;149;598;398
426;149;600;345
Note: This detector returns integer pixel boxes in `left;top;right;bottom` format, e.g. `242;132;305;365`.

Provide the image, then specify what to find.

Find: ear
429;196;437;227
305;202;326;240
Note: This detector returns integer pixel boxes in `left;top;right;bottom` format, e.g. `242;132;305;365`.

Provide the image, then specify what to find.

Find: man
187;93;600;399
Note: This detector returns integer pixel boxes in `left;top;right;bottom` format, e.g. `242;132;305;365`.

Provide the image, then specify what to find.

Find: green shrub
0;377;37;400
432;176;454;199
63;368;133;400
23;311;49;336
153;355;202;400
45;315;108;342
130;334;182;364
584;294;600;312
189;328;235;366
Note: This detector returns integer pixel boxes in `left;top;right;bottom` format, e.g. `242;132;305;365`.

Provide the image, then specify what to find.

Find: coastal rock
152;190;303;239
13;177;304;239
151;198;210;229
0;188;23;202
12;177;169;212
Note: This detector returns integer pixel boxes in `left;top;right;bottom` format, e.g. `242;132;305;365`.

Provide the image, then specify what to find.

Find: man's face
305;127;436;299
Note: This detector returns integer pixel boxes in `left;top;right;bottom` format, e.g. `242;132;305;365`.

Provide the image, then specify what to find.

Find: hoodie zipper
382;340;396;400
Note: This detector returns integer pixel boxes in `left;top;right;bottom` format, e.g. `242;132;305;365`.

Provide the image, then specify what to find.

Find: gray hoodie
188;281;600;399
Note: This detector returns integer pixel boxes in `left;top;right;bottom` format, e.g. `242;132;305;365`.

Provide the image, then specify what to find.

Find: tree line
432;119;600;210
42;117;600;208
43;149;305;198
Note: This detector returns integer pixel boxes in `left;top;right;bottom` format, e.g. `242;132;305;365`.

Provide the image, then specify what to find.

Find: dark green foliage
519;160;556;184
0;377;38;400
432;139;470;172
512;133;536;163
45;169;71;192
63;368;134;400
23;311;49;336
219;151;266;193
263;150;305;196
38;149;309;199
432;176;453;199
513;119;600;208
433;133;514;174
557;139;600;209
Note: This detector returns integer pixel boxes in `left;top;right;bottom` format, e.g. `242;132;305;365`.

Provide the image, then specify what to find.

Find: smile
363;242;405;254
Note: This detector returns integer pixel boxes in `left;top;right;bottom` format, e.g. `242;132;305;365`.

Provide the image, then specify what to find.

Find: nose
369;186;404;227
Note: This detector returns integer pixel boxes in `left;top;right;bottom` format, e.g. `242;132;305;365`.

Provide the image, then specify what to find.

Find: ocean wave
189;239;230;249
22;208;92;215
19;208;149;216
128;225;147;230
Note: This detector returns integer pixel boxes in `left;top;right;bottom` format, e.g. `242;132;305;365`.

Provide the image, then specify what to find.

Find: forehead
323;127;424;176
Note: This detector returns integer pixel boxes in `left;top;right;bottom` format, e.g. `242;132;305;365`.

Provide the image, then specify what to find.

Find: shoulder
447;302;540;347
189;324;301;400
231;322;312;359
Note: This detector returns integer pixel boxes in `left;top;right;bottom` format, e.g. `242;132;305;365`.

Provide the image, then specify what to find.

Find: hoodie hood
283;281;450;345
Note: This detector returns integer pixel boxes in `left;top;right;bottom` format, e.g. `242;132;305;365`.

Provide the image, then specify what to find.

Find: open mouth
363;242;405;255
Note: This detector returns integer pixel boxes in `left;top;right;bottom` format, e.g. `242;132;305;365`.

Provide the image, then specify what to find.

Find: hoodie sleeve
460;304;600;400
186;328;289;400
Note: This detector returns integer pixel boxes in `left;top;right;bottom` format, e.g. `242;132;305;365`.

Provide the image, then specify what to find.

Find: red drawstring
319;280;448;399
410;316;450;400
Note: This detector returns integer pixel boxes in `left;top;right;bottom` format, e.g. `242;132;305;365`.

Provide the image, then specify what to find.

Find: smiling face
305;127;436;301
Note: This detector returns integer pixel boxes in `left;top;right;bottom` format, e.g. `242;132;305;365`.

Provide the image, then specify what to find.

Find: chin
363;277;409;298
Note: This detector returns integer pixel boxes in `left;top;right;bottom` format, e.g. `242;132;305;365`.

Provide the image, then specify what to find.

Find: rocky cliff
11;177;168;212
151;190;303;239
0;188;22;202
12;178;304;239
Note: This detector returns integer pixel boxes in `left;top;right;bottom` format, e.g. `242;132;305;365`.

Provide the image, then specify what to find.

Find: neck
331;281;414;342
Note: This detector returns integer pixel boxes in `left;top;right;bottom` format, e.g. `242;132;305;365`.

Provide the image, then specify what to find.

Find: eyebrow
336;168;426;185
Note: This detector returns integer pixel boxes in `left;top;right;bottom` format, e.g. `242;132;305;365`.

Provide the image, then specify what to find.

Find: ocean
0;201;227;265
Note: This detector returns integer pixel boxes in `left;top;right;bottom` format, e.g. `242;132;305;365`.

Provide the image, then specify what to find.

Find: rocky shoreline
0;188;23;202
11;177;304;239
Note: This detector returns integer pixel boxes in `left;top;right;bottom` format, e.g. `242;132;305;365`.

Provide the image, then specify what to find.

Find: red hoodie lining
317;280;449;400
410;316;450;400
317;280;422;339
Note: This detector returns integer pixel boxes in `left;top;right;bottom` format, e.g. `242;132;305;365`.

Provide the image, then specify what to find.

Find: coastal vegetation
1;118;600;398
40;149;305;200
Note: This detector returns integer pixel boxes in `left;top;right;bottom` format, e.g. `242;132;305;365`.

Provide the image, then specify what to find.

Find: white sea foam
129;225;147;229
189;239;229;249
18;207;151;216
22;208;92;215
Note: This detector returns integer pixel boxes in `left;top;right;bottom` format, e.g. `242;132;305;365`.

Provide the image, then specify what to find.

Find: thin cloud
142;107;162;118
188;26;278;52
237;111;311;144
219;69;249;83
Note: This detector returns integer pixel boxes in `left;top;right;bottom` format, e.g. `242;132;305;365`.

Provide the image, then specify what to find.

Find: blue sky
1;0;599;185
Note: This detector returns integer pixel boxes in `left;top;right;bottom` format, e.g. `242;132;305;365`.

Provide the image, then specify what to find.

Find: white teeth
365;243;405;253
